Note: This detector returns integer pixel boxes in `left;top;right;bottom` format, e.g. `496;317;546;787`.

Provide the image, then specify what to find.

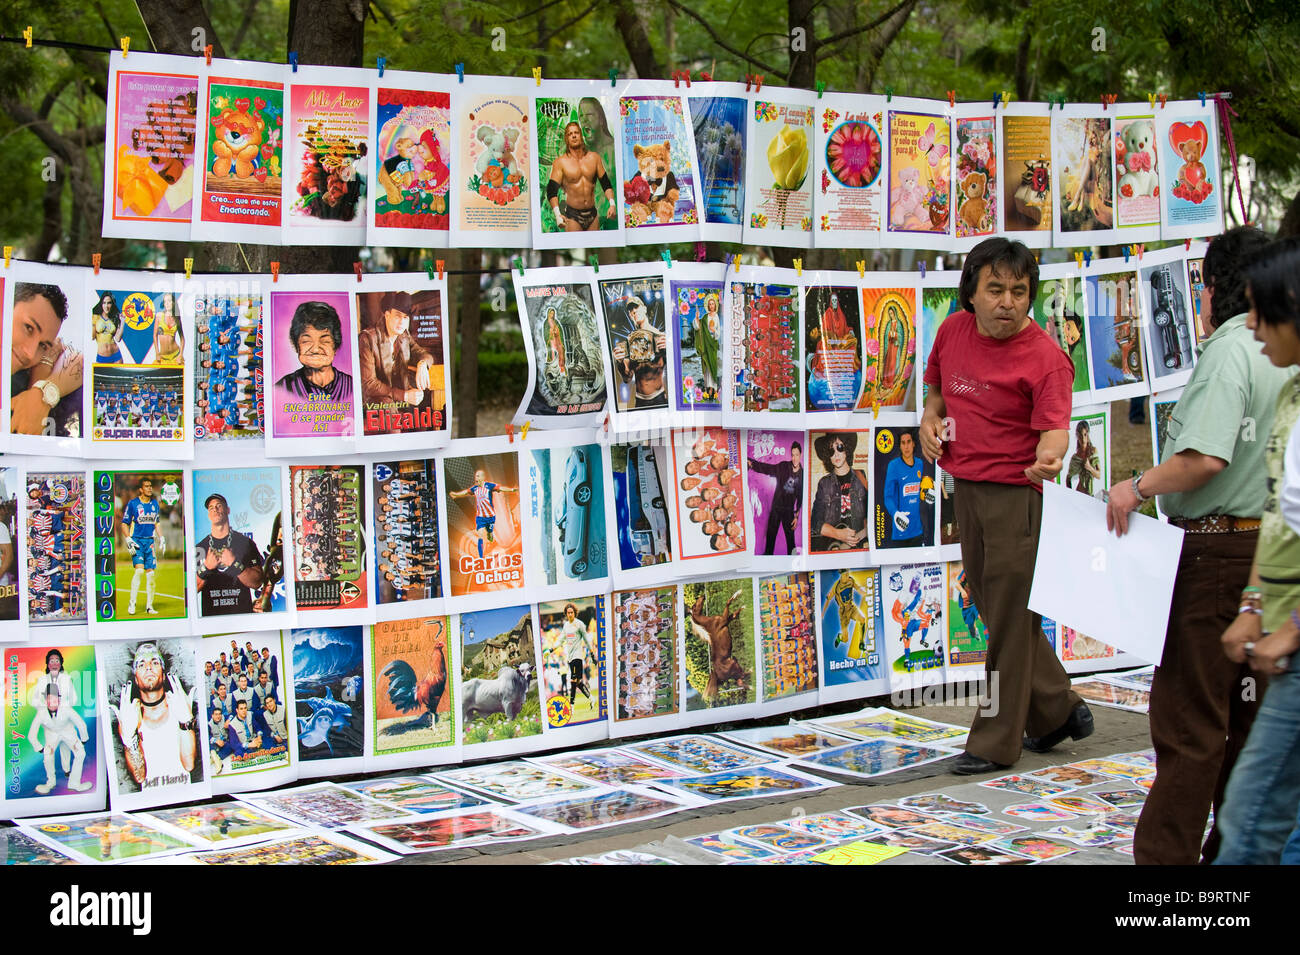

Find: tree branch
539;1;600;45
814;0;912;52
231;0;265;55
665;0;782;75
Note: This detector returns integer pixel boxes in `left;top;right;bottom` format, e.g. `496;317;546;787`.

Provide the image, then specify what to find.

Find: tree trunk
456;249;483;436
787;0;817;89
134;0;226;57
614;0;663;79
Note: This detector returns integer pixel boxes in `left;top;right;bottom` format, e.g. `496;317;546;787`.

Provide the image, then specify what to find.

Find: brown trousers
1134;529;1264;865
955;479;1081;765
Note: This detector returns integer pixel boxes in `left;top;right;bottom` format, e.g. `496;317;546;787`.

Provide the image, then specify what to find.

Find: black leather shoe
952;752;1011;775
1023;702;1095;754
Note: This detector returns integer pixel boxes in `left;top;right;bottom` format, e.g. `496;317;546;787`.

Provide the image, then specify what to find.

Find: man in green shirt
1106;226;1293;865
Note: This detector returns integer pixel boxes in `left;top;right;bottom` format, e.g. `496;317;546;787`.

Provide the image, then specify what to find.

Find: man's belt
1169;515;1261;534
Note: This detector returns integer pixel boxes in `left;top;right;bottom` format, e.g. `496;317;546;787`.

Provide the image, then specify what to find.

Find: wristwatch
1132;469;1152;504
32;379;60;408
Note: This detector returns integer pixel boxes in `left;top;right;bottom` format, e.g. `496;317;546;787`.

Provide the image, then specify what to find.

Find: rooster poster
369;615;456;769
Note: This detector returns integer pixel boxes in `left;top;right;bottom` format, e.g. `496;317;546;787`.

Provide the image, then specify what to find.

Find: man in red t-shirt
921;237;1092;774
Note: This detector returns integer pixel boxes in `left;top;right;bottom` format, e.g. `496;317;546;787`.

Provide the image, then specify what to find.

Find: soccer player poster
438;437;527;612
871;425;937;554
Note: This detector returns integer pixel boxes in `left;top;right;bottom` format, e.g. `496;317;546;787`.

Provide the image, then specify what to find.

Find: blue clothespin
455;63;465;84
609;68;617;87
1123;245;1131;262
377;56;386;77
1083;250;1093;267
660;249;672;269
919;260;926;279
1198;91;1206;106
289;51;298;72
993;91;1003;108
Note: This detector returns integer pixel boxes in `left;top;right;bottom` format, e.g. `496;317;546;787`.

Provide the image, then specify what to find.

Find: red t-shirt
923;311;1073;487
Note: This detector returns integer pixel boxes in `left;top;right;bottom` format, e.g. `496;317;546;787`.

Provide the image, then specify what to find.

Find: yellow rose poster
744;90;816;249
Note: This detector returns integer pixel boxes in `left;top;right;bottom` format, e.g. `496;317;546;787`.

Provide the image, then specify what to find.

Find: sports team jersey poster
946;561;988;675
881;563;946;691
102;52;201;241
23;467;88;628
1157;103;1223;240
190;465;290;633
1083;266;1149;403
887;101;952;249
724;267;801;424
511;267;607;429
681;577;758;721
806;429;871;562
606;440;675;588
744;91;816;248
440;441;525;609
4;261;86;457
370;458;444;619
266;279;357;455
287;463;368;624
999;104;1054;247
803;279;864;416
449;77;533;248
688;86;747;243
354;273;451;453
952;107;998;250
814;92;885;248
2;642;102;818
598;265;671;429
530;81;622;249
618;83;701;244
757;572;819;708
283;68;370;245
1137;246;1197;390
817;569;887;702
526;438;609;599
1051;105;1121;247
85;272;192;459
1113;111;1161;242
89;467;189;638
669;427;746;568
1032;265;1092;402
611;586;680;737
96;635;210;811
855;281;919;421
368;614;458;770
290;625;368;777
369;71;452;248
537;595;608;744
745;429;806;565
872;425;936;553
191;276;265;441
457;603;542;758
193;60;285;243
668;264;725;416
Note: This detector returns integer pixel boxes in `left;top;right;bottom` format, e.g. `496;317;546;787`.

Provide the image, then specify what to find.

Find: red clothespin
506;422;515;443
436;259;445;280
271;262;280;282
1135;244;1145;261
353;262;363;282
695;242;706;262
92;253;101;275
1159;94;1168;108
204;44;213;66
1184;238;1192;251
946;90;956;109
1101;93;1117;109
602;413;610;435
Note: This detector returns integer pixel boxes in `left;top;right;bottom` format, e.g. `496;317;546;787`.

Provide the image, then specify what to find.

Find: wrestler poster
194;62;285;243
291;625;367;776
999;105;1053;246
881;562;946;692
688;88;747;243
191;465;289;632
90;468;189;638
23;468;88;627
102;52;201;241
757;572;819;705
531;83;622;248
669;266;725;413
192;278;265;440
611;586;680;735
354;278;450;452
267;282;357;453
813;93;885;248
807;429;871;559
369;614;456;769
817;569;887;697
369;75;452;248
1157;103;1223;240
872;425;936;552
538;595;607;733
96;636;210;811
804;282;864;414
669;427;746;564
598;267;670;423
745;429;806;560
618;85;700;243
856;283;919;418
284;70;370;245
2;643;101;817
450;80;533;247
744;92;816;247
441;446;525;606
725;270;801;421
370;459;443;613
512;269;607;428
287;463;368;622
887;102;952;248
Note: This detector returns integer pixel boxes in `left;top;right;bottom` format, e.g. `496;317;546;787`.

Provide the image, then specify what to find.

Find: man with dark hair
921;236;1088;775
810;432;868;552
9;283;83;437
748;441;804;554
358;291;436;416
1106;226;1289;864
196;492;263;616
274;301;352;402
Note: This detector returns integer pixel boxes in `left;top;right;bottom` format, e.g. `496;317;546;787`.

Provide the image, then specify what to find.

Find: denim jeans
1214;665;1300;864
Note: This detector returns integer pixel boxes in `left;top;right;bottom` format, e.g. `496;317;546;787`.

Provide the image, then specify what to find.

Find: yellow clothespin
793;258;802;277
1147;93;1157;109
184;257;194;280
1074;251;1084;269
871;399;881;420
2;247;11;268
856;260;866;279
120;37;130;58
521;421;531;440
23;26;33;48
1001;90;1012;105
532;67;542;86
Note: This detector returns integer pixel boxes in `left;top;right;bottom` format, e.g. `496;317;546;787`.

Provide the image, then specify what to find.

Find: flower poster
283;67;370;245
999;104;1053;247
951;106;998;251
813;93;885;248
744;90;816;248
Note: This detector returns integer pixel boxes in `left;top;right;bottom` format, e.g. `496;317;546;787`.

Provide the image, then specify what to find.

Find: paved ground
411;700;1152;864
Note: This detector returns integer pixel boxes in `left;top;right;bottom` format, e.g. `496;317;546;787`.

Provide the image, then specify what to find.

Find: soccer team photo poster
22;467;88;629
287;462;369;624
611;585;681;737
191;276;265;441
757;571;819;708
370;458;444;619
724;269;802;424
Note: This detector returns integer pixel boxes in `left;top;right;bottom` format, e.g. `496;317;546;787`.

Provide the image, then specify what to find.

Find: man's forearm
1137;449;1227;497
923;390;946;420
1037;429;1068;462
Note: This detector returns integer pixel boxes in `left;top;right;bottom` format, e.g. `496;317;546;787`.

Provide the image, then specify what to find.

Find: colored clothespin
602;412;610;434
993;91;1003;108
1001;90;1012;105
436;259;445;280
1084;250;1093;266
792;258;802;277
660;249;672;269
271;261;280;282
520;421;531;439
353;262;363;282
946;90;956;109
204;44;214;66
426;260;436;280
532;66;542;86
609;68;617;87
22;26;32;48
753;74;764;93
871;399;881;420
455;63;465;83
120;37;130;58
514;256;525;275
1147;93;1157;109
725;253;736;269
1185;238;1192;251
289;52;298;72
506;422;515;443
1101;93;1117;109
184;257;194;279
856;260;865;279
92;253;101;275
1159;94;1168;108
918;260;926;278
2;247;11;268
695;242;706;262
816;81;826;99
1198;91;1207;106
884;86;894;102
1135;244;1144;261
1122;246;1130;263
1074;251;1084;269
377;57;386;78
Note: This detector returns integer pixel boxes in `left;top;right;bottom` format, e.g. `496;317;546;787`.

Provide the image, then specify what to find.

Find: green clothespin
514;256;525;275
816;81;826;99
884;86;894;102
589;254;599;273
609;68;617;87
660;249;672;269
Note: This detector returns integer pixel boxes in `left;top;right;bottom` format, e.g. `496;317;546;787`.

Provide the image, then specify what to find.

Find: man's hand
1222;612;1263;664
1248;620;1300;674
204;545;219;571
553;206;566;229
612;342;626;362
51;347;83;397
219;547;237;567
919;411;944;463
403;388;423;405
1024;449;1063;484
414;360;432;391
167;674;195;725
1106;478;1141;536
10;388;50;434
112;684;143;743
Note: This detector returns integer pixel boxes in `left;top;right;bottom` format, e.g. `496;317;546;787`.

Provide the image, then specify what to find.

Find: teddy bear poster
200;76;284;228
109;67;200;227
459;96;531;232
1114;115;1161;229
619;95;699;229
